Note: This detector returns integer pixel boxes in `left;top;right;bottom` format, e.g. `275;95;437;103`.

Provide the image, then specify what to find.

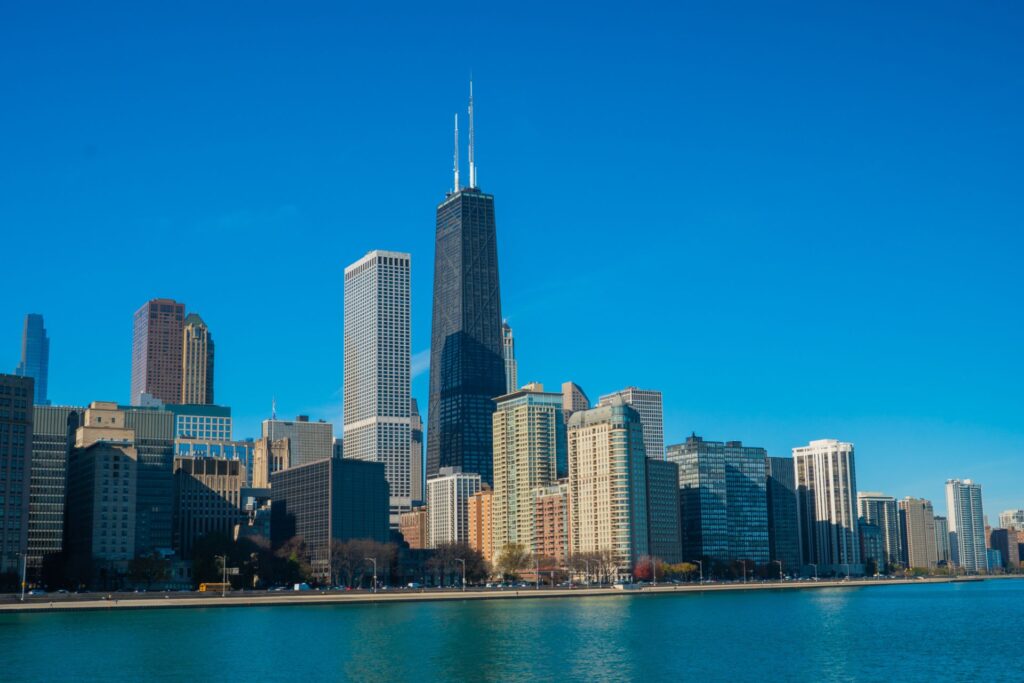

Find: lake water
1;580;1017;681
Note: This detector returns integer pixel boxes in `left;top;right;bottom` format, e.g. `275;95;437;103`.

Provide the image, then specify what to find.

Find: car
28;589;47;596
407;582;423;589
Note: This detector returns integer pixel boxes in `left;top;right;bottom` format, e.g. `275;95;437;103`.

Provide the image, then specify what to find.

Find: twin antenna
453;79;477;192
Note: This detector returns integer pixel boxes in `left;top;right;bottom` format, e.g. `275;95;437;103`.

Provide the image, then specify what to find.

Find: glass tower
15;314;49;405
426;187;505;486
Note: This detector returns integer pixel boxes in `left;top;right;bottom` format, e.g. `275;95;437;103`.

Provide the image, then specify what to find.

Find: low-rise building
400;506;429;550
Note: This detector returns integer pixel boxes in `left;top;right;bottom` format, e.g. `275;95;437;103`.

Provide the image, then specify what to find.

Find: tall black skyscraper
426;83;505;486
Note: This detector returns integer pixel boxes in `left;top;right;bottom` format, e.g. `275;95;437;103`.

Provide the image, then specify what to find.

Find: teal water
0;581;1017;681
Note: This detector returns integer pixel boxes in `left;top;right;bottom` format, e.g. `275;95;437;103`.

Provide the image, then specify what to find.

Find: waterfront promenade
0;576;996;613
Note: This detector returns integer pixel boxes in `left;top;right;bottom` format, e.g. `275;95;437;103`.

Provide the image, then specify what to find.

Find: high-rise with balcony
491;383;565;558
343;250;412;527
793;439;862;574
598;387;664;460
15;314;49;405
426;467;481;547
180;313;214;405
857;492;901;571
501;321;517;393
130;299;185;405
898;497;938;570
945;479;987;573
426;88;505;486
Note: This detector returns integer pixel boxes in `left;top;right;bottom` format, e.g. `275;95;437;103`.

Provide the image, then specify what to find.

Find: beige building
492;383;563;560
468;485;494;563
561;381;590;424
65;402;139;575
899;497;938;569
252;437;290;488
399;506;429;550
173;456;243;556
181;313;214;404
534;483;569;567
426;467;480;547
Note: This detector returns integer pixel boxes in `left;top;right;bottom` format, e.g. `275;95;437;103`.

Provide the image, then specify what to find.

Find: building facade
859;522;885;574
343;250;412;527
180;313;214;405
426;467;481;547
491;384;565;558
533;483;569;568
167;403;232;441
857;492;902;571
468;485;493;563
898;497;938;570
560;382;590;424
567;398;649;578
934;515;951;565
425;183;506;486
262;416;333;468
668;435;769;568
999;510;1024;531
399;506;428;550
598;387;664;460
501;320;517;393
793;439;862;574
173;439;253;487
766;456;802;577
988;529;1020;570
646;459;682;564
130;298;185;405
27;405;82;572
0;374;33;573
15;314;49;405
172;456;243;557
122;405;175;555
252;437;290;489
410;399;424;505
945;479;987;573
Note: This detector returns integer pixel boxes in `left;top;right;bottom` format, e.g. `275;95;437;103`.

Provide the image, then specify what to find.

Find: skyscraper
491;383;564;558
410;399;424;505
667;435;769;568
130;298;185;405
15;314;49;405
426;85;505;486
262;416;333;468
180;313;214;405
27;405;82;572
945;479;987;573
857;492;902;571
793;439;862;574
561;382;590;424
934;515;951;565
598;387;664;460
646;459;683;564
999;510;1024;530
343;250;412;527
898;497;938;570
501;320;517;393
0;374;33;574
426;467;482;547
567;397;649;578
766;456;802;577
122;403;176;554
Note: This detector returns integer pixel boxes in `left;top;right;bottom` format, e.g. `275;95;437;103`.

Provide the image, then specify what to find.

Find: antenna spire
468;77;476;188
453;113;460;192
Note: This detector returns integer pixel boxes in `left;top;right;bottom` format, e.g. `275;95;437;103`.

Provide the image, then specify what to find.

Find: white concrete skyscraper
501;320;517;393
945;479;986;573
598;387;664;460
343;250;411;527
793;439;862;574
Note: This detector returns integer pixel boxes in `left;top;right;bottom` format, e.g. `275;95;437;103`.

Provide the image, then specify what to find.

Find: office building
567;398;649;578
766;457;802;576
468;485;493;562
130;298;185;405
173;456;243;556
793;439;862;574
646;459;682;564
343;250;412;527
166;403;232;441
410;399;424;505
399;506;429;550
668;435;769;567
502;320;517;393
988;529;1020;570
122;404;175;554
858;492;902;571
859;522;885;574
561;382;590;424
934;515;951;565
999;510;1024;531
946;479;987;573
14;314;49;405
492;383;565;557
270;457;389;580
252;437;290;489
262;416;333;468
173;439;253;486
0;374;33;573
533;483;569;567
598;387;664;460
27;405;82;571
65;402;138;582
333;438;344;460
898;497;938;570
426;96;506;486
180;313;214;405
426;467;481;547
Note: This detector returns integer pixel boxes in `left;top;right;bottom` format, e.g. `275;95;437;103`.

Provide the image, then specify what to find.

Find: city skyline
3;3;1024;516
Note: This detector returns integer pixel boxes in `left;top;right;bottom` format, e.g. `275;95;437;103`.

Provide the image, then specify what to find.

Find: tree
274;536;313;585
128;552;170;588
496;543;532;581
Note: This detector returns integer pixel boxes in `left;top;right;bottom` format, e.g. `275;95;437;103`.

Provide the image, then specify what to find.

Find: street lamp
582;559;590;587
773;560;784;581
365;557;377;593
455;558;466;592
810;563;818;580
843;563;850;581
214;554;228;598
739;560;748;584
19;553;28;602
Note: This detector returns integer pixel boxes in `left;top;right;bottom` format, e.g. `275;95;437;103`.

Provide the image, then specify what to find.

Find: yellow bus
198;582;231;593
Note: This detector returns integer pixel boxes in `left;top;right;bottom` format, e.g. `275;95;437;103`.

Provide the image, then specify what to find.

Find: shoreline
1;575;1009;614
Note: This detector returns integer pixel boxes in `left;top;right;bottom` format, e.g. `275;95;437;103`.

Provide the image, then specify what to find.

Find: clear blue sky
2;2;1022;516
